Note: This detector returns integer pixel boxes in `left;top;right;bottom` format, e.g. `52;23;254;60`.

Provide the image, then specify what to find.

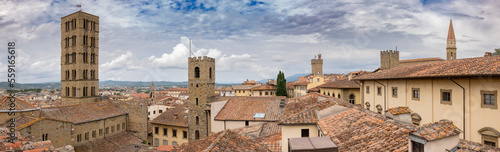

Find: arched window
338;93;341;99
194;67;200;78
196;116;199;125
195;130;200;140
349;94;355;104
209;67;212;79
478;127;500;147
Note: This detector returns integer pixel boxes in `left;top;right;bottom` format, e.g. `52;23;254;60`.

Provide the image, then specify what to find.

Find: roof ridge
204;130;228;152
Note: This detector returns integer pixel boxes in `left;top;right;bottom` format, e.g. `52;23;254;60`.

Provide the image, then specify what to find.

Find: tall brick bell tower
187;56;215;141
61;11;99;105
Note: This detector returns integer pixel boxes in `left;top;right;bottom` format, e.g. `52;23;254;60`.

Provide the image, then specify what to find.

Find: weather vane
76;3;82;11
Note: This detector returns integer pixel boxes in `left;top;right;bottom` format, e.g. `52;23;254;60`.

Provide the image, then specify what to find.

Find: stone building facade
61;11;99;105
311;54;323;75
109;99;148;140
187;56;215;141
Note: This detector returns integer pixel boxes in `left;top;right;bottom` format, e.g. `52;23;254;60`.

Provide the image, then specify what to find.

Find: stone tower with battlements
446;19;457;60
61;11;99;105
380;50;399;69
187;56;215;141
311;54;323;75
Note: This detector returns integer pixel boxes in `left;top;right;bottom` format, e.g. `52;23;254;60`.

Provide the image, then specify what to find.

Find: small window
77;134;82;142
392;87;398;97
301;129;309;137
85;132;89;140
99;129;103;136
155;127;159;134
172;129;177;138
196;116;199;125
411;140;424;152
366;86;370;94
163;140;168;145
245;121;249;126
441;89;452;105
173;141;178;146
106;127;109;134
377;87;382;95
122;122;125;130
338;93;341;99
265;92;269;95
183;131;188;139
117;124;121;131
163;128;168;136
195;98;199;106
376;104;382;114
412;88;420;101
349;94;355;104
209;67;212;79
154;138;159;147
112;126;115;133
481;90;497;109
479;127;500;147
159;110;163;113
92;130;96;138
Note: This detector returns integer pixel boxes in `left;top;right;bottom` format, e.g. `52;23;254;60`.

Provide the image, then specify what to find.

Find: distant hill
285;73;309;82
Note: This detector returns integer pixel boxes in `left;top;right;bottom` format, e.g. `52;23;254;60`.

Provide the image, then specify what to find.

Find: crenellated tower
380;50;399;69
187;56;215;141
311;54;323;75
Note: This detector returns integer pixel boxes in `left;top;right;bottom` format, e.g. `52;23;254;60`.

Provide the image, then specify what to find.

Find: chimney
280;99;286;108
485;52;492;57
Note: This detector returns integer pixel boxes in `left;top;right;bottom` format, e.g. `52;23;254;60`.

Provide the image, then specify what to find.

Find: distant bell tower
446;19;457;60
187;56;215;141
311;54;323;75
61;11;99;105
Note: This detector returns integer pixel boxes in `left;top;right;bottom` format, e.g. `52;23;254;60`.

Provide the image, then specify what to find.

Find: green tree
276;71;287;96
494;48;500;56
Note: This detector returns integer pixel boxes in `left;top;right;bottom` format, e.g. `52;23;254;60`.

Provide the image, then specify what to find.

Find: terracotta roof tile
215;97;284;121
75;131;143;152
413;120;462;141
150;106;189;127
0;96;37;111
173;130;270;152
354;56;500;80
41;100;127;124
164;87;188;91
250;84;276;91
386;106;412;115
318;108;416;151
399;57;444;63
456;139;500;151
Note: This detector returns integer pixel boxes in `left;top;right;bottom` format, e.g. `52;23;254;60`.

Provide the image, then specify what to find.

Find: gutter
374;80;386;112
448;77;466;139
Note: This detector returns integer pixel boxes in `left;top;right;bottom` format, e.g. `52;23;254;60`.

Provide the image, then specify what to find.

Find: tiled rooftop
150;106;189;127
454;139;500;152
173;130;270;152
250;84;276;91
215;97;284;121
0;96;37;111
164;87;188;91
386;106;412;115
41;100;127;124
317;79;360;89
413;120;462;141
399;57;444;63
232;85;253;90
354;56;500;80
75;131;143;152
318;108;416;151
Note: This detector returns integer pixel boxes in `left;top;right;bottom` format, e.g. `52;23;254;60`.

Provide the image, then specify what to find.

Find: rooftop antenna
188;38;196;58
396;46;397;51
76;3;82;11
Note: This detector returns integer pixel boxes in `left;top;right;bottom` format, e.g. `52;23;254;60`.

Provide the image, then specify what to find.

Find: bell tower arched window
195;67;200;78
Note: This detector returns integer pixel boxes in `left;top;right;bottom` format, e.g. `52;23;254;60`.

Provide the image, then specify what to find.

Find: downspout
374;80;386;112
449;77;465;139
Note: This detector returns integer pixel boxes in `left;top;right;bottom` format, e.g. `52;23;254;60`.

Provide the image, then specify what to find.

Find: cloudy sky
0;0;499;83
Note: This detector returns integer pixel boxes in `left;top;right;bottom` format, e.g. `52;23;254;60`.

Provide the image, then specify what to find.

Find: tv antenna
188;38;196;58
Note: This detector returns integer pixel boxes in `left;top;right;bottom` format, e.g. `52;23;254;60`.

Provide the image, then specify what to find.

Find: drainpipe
449;77;465;139
374;80;386;112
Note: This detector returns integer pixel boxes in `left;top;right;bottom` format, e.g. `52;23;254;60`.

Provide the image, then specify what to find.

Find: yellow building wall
307;76;325;90
234;89;252;96
152;124;189;147
281;125;319;152
361;77;500;147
